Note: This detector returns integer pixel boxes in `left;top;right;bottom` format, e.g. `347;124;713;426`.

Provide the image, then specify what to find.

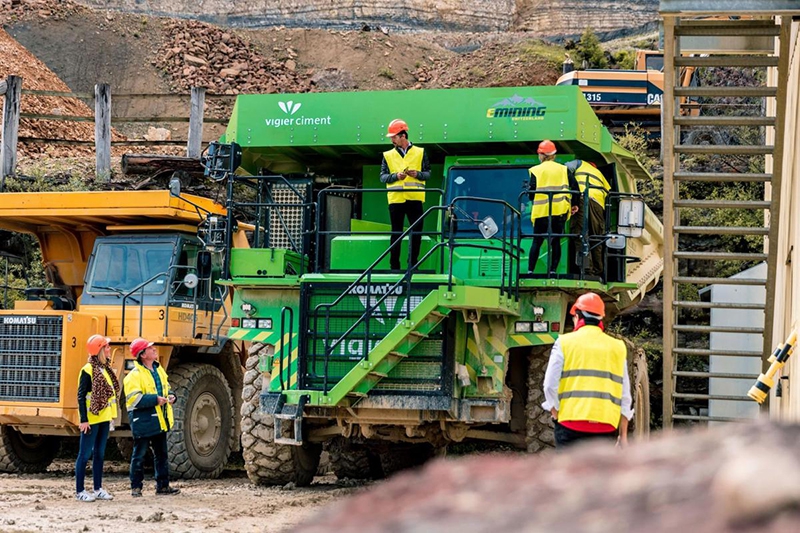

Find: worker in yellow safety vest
541;292;632;449
527;140;580;275
566;159;611;277
75;334;120;502
380;118;431;271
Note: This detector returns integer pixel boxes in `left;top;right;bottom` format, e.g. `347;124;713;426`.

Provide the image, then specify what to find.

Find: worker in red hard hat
566;158;612;277
380;118;431;271
75;334;120;502
541;292;633;449
123;338;180;497
527;140;581;276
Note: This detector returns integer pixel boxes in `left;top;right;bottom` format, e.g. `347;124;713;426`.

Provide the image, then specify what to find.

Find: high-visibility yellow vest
384;145;426;203
79;363;118;425
558;326;627;428
574;161;611;208
124;361;174;435
529;160;571;221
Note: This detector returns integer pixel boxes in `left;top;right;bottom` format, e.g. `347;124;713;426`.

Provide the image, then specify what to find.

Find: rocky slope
72;0;659;37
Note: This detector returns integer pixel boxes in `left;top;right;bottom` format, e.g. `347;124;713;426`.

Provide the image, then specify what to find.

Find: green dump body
219;85;662;438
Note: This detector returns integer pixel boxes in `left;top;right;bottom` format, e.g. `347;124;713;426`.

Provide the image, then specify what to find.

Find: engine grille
268;183;308;252
0;316;63;402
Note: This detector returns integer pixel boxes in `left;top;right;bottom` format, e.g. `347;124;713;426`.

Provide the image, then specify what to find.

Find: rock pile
155;20;312;96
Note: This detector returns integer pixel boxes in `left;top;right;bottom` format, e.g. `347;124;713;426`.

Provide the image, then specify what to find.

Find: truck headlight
514;321;532;333
257;318;273;329
241;318;257;329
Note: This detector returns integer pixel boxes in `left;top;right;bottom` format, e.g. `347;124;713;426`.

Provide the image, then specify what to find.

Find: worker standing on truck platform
124;338;180;497
527;140;580;275
75;334;120;502
380;118;431;271
541;292;632;449
566;159;611;277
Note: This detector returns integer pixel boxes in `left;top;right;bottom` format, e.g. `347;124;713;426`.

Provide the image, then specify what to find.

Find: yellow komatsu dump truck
0;190;246;478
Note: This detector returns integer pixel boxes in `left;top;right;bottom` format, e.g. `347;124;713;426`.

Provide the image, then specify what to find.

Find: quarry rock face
71;0;658;36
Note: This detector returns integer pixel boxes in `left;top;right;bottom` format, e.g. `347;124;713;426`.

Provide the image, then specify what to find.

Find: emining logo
486;94;547;120
278;100;301;115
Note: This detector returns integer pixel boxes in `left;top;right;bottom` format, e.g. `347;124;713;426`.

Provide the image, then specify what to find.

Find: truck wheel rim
190;391;222;457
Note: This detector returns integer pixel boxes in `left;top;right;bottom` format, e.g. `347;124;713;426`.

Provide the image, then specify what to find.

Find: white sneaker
93;488;114;500
76;490;96;502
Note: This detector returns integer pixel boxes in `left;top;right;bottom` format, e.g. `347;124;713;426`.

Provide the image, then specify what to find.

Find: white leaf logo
278;101;302;115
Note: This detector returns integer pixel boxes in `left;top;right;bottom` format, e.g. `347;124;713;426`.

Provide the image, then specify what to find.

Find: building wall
769;18;800;420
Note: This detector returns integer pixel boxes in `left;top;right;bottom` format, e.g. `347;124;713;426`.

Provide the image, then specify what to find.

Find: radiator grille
268;183;307;252
0;316;63;402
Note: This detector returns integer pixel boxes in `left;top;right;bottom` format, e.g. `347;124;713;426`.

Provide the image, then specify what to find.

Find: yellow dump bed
0;190;226;290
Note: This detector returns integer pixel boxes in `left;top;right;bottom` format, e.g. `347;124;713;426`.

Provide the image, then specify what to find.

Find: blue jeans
75;421;110;493
130;432;170;490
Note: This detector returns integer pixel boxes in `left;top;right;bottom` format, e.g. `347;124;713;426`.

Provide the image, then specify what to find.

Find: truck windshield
87;242;175;295
445;166;533;237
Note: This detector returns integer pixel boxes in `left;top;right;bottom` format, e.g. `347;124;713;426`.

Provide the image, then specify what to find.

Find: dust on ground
0;459;367;533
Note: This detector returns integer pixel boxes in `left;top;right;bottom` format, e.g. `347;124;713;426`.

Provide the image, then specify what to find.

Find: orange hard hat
537;140;557;156
130;337;154;357
386;118;409;137
86;334;110;356
570;292;605;317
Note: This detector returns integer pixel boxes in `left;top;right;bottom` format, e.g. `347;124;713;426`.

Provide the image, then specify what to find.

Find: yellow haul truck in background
0;190;245;478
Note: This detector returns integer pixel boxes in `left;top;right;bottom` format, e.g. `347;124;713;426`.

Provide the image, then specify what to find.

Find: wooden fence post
95;83;111;181
1;75;22;190
187;86;206;159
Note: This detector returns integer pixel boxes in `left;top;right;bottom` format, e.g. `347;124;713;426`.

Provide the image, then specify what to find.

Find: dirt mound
295;422;800;533
156;19;312;96
0;26;125;158
416;39;563;89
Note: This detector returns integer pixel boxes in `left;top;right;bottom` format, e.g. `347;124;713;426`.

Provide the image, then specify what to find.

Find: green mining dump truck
205;85;663;485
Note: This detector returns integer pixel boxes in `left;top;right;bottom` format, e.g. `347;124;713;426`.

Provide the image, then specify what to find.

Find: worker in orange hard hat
123;338;180;497
541;292;633;449
380;118;431;271
565;158;612;278
527;140;581;276
75;334;120;502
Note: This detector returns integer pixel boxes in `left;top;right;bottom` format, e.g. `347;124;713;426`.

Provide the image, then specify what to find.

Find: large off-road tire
377;443;435;477
627;342;651;439
327;438;383;480
241;354;321;486
525;346;556;453
115;437;134;462
0;425;59;473
168;363;235;479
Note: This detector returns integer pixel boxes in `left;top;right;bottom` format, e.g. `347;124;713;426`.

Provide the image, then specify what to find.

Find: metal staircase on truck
661;7;793;427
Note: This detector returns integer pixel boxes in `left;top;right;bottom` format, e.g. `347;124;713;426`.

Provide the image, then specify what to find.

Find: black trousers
554;421;617;450
130;431;170;490
570;201;606;276
388;201;424;270
529;214;567;274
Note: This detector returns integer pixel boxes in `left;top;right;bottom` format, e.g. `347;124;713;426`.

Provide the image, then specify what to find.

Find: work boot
131;488;142;498
156;486;180;495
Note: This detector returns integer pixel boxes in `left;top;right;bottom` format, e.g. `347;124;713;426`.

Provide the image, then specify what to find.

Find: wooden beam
94;83;112;181
1;75;22;188
187;87;205;158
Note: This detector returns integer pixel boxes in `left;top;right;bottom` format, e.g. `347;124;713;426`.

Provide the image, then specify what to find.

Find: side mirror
478;216;498;239
617;198;645;238
169;175;181;197
606;234;627;250
183;273;199;289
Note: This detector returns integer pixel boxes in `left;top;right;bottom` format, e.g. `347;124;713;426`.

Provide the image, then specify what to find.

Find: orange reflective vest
558;326;627;428
529;160;571;221
574;161;611;208
384;145;426;204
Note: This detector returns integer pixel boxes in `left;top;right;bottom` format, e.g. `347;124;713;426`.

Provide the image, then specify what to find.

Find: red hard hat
570;292;605;317
537;140;557;156
86;334;110;356
130;338;154;357
386;118;409;137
